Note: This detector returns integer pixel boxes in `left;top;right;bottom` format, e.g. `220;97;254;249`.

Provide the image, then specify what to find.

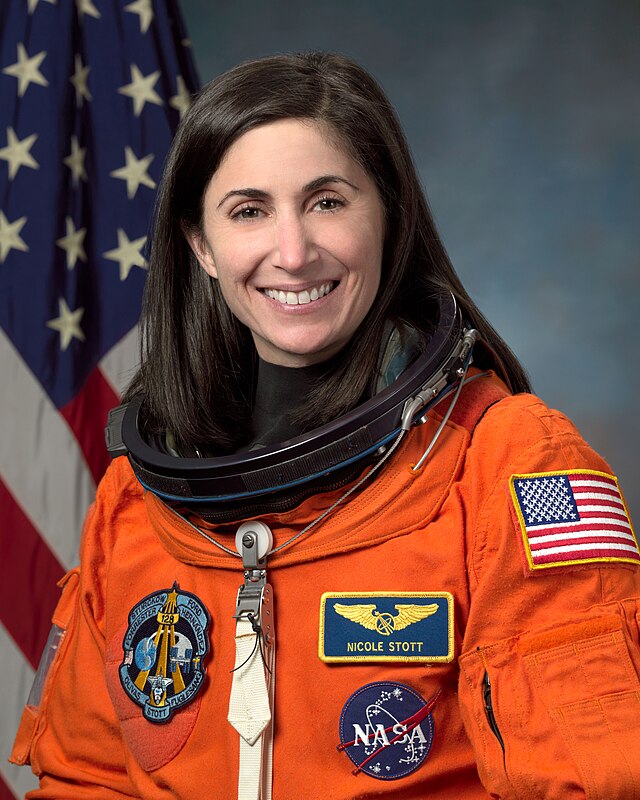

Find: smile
261;281;336;306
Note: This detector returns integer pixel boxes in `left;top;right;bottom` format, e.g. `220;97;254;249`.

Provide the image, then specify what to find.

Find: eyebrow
304;174;360;193
216;174;360;209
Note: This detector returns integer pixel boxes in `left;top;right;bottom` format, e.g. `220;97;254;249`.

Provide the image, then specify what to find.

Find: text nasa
351;721;428;747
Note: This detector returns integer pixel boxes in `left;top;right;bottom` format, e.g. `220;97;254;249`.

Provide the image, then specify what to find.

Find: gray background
181;0;639;521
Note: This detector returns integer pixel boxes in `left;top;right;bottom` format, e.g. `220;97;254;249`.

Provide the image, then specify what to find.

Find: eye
313;195;344;213
230;204;263;221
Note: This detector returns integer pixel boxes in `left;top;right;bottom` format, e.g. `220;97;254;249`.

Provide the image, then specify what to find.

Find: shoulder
95;455;144;506
461;390;638;581
469;391;609;476
465;390;615;529
79;456;144;561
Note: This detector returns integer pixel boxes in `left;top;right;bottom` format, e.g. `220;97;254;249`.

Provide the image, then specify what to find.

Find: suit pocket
520;611;640;800
10;569;79;771
105;625;202;773
459;605;640;799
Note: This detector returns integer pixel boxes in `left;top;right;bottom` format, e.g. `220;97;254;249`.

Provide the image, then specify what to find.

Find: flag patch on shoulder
510;470;639;570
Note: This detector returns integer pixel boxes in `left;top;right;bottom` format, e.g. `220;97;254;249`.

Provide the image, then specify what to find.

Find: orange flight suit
11;374;640;798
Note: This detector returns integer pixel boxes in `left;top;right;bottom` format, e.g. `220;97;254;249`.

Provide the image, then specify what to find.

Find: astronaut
12;52;640;799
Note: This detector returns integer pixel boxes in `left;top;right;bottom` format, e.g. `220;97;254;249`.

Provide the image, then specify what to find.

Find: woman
12;52;640;799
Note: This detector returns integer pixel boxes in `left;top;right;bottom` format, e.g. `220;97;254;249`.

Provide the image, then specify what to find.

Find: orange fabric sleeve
457;395;640;799
10;469;140;799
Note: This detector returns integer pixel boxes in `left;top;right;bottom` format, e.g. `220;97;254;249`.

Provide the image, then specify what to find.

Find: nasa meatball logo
119;582;210;723
338;681;439;780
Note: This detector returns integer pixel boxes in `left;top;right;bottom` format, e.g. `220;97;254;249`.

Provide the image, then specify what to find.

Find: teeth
265;282;334;305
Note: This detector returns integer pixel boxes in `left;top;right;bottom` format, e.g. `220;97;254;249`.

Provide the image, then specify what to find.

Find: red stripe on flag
0;479;65;669
578;510;630;523
60;366;119;485
573;486;621;498
529;535;637;551
534;548;640;565
0;771;18;800
576;497;624;509
528;522;632;538
576;499;625;511
570;474;617;485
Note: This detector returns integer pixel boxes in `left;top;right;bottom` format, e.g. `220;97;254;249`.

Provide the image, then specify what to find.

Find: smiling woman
13;52;640;800
130;52;528;455
187;119;385;367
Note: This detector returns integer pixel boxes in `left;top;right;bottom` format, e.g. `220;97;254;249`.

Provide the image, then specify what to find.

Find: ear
183;228;218;279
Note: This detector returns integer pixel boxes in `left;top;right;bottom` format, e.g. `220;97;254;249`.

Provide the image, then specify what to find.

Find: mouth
261;281;337;306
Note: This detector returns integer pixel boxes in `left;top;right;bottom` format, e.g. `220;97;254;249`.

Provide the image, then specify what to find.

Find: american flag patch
510;470;639;570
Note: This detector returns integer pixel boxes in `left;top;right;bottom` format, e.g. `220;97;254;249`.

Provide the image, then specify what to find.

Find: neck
247;357;333;449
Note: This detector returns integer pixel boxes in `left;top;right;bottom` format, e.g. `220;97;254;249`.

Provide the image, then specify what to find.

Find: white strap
228;616;270;744
228;616;275;800
261;634;275;799
237;736;264;800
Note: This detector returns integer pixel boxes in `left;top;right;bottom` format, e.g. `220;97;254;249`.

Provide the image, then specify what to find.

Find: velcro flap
9;704;38;766
52;567;80;629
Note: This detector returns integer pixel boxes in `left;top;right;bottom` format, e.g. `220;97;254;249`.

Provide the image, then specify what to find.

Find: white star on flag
70;54;92;106
110;146;156;199
125;0;154;33
170;75;192;118
2;43;49;97
28;0;58;14
63;135;88;186
118;64;163;116
0;211;29;262
46;298;86;350
56;217;87;270
75;0;101;21
103;228;147;280
0;127;39;179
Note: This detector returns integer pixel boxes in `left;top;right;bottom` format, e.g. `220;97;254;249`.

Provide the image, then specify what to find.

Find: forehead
209;119;364;190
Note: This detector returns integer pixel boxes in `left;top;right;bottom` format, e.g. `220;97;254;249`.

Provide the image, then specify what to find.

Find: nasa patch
338;681;438;780
119;582;210;723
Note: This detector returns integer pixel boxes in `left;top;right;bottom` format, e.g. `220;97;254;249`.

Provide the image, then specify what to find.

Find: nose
273;212;316;272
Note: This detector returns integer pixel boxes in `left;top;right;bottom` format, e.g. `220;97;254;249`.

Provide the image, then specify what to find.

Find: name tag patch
319;592;453;663
337;681;438;779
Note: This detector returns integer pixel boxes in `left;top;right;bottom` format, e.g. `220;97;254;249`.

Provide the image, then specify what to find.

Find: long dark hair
126;52;530;454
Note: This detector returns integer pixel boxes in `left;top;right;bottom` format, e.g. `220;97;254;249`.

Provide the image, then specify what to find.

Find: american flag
511;470;639;571
0;0;198;795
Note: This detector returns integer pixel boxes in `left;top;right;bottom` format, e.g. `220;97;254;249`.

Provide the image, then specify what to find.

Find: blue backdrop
181;0;639;521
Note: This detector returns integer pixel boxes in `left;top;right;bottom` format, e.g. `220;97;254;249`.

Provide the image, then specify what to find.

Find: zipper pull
482;671;505;753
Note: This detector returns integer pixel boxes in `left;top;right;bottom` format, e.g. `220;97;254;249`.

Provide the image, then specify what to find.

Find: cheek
209;257;248;294
211;235;265;285
359;267;381;320
351;231;383;291
215;274;249;320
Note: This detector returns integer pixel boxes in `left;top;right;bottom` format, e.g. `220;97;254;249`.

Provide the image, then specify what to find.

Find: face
187;119;385;367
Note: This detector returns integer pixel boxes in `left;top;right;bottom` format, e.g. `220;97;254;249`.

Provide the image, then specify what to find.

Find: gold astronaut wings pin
333;602;439;635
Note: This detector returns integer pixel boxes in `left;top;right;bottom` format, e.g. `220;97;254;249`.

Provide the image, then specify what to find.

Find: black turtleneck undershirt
246;357;332;450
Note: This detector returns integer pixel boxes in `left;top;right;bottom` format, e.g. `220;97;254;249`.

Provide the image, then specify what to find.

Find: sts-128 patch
338;681;439;780
119;583;210;723
319;592;453;663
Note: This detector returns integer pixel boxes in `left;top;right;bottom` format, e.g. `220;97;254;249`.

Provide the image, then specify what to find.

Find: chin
268;341;340;367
